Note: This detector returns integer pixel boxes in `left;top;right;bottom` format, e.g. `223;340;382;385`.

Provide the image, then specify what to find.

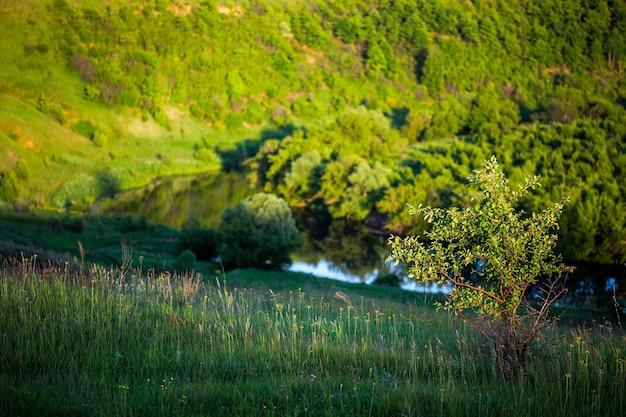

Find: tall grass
1;257;624;416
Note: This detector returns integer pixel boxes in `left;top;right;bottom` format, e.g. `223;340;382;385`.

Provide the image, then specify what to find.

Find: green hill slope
1;0;625;263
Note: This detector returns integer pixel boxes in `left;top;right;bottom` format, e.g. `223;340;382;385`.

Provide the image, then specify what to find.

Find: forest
0;0;625;265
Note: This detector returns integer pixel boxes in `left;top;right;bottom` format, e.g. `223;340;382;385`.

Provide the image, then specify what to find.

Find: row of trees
253;108;626;265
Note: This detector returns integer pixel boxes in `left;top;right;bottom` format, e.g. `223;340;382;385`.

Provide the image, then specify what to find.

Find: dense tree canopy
1;0;625;265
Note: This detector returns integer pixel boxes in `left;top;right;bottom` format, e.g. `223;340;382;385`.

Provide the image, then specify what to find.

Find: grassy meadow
1;257;625;417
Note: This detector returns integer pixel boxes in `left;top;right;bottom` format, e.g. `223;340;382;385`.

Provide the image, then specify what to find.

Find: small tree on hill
387;156;572;377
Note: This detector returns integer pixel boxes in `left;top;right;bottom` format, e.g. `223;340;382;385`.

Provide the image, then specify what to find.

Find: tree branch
442;267;506;305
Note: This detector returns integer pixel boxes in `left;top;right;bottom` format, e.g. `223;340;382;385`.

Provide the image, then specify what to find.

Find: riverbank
0;204;621;325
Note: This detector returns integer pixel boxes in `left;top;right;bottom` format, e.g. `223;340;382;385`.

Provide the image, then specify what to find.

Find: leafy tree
334;15;362;43
468;83;520;136
321;158;390;220
387;157;572;377
218;193;302;269
421;44;445;96
365;41;388;75
281;150;322;205
291;11;329;49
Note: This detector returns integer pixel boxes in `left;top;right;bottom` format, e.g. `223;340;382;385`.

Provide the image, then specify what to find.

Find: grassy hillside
1;259;624;416
1;0;238;209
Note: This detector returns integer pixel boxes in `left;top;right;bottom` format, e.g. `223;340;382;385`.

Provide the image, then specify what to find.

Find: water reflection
559;263;625;309
92;171;623;306
289;259;377;284
95;171;253;228
288;259;449;293
290;212;449;293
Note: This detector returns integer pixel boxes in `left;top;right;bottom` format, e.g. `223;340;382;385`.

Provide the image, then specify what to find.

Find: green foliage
177;218;219;262
72;120;97;138
121;214;152;232
0;171;20;203
1;0;626;268
13;160;30;181
255;106;402;219
421;45;445;96
291;11;329;49
468;83;520;136
36;94;67;125
388;157;573;375
218;193;301;269
173;249;196;272
92;130;108;147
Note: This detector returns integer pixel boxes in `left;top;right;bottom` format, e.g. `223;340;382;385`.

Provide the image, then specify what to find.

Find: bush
36;94;67;125
387;157;572;378
121;214;151;232
14;160;30;181
194;148;216;163
218;193;301;270
151;106;170;129
372;273;401;287
0;172;20;203
173;249;196;272
92;131;108;148
177;218;219;261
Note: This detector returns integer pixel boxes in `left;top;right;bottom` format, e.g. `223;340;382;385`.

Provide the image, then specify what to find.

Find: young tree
387;156;572;377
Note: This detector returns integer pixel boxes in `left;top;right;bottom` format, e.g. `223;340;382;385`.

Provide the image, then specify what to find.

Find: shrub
177;218;219;261
92;130;108;147
0;172;20;203
151;106;170;129
387;156;572;378
83;84;100;101
218;193;301;270
194;148;216;163
36;94;67;125
173;249;196;272
35;43;49;54
121;214;151;232
372;272;401;287
14;160;30;181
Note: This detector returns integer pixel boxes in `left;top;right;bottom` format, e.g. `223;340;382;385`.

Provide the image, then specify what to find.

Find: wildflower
310;374;317;383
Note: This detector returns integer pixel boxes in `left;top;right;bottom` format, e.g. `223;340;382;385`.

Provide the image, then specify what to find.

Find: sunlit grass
0;257;624;416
